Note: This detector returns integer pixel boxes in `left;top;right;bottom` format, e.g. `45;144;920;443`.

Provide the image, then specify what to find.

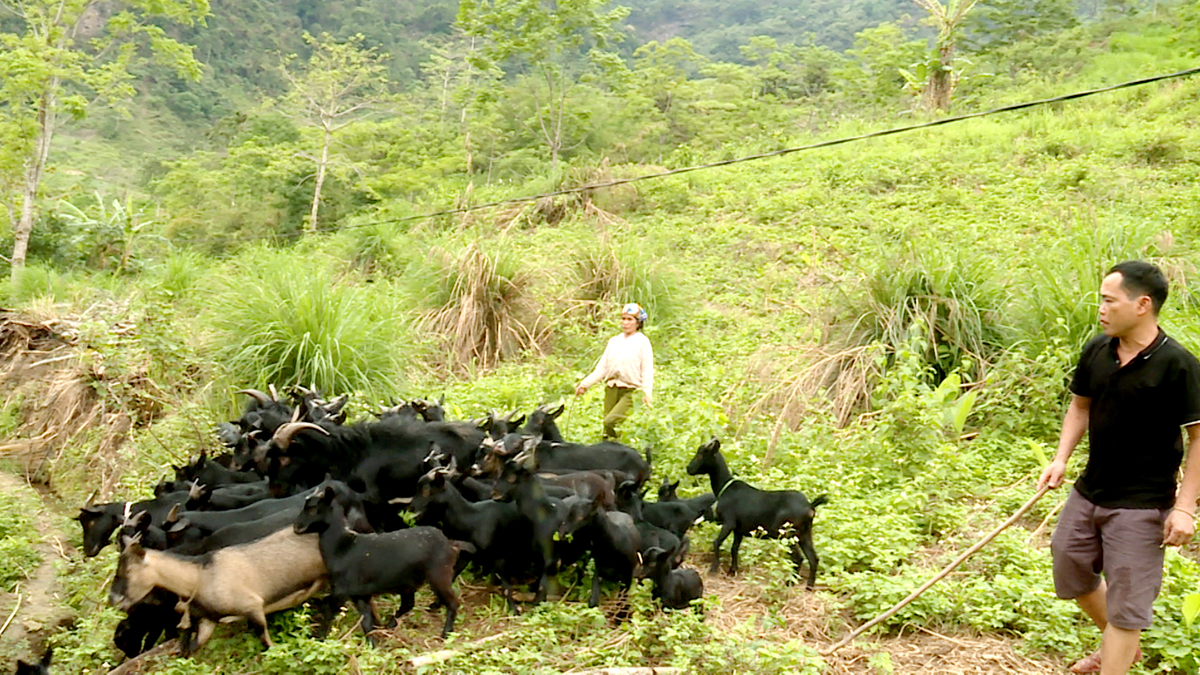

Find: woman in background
575;303;654;441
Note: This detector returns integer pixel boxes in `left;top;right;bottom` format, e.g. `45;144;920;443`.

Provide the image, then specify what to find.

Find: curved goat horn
236;389;272;405
272;422;330;449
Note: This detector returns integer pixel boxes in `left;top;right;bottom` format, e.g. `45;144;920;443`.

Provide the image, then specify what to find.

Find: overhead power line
263;65;1200;240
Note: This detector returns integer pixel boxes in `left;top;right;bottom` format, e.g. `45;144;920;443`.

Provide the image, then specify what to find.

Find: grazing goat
686;438;827;588
14;648;51;675
108;527;326;654
644;547;703;610
77;487;194;557
643;489;715;540
294;486;470;644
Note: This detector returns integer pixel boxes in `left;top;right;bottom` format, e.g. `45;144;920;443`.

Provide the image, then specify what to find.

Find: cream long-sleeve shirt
579;331;654;400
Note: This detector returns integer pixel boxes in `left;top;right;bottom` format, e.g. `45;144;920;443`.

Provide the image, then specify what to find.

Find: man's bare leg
1099;625;1141;675
1076;580;1108;630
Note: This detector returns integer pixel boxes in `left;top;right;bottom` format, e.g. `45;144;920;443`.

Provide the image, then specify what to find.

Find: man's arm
1163;424;1199;546
1038;395;1090;490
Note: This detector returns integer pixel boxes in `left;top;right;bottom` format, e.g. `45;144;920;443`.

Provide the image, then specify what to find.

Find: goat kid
644;546;703;610
294;486;471;644
686;438;828;588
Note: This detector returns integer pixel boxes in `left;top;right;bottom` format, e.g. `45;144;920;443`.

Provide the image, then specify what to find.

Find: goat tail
810;494;830;510
450;540;477;556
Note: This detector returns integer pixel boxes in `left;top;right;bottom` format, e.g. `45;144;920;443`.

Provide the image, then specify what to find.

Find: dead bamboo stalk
821;484;1051;655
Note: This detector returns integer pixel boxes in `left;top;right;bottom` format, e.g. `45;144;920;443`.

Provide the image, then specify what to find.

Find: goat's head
686;437;722;477
294;486;337;535
657;479;680;502
109;542;155;610
77;504;121;557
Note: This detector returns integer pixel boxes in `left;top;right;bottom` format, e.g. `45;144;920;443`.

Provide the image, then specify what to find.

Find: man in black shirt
1038;260;1200;675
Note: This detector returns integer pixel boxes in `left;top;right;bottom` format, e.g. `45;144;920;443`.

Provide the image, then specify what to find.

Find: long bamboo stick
821;484;1051;655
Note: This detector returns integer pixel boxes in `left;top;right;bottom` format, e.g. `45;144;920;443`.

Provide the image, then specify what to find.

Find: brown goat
108;527;326;653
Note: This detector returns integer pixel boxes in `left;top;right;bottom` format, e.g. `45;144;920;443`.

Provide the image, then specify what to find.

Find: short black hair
1107;260;1168;314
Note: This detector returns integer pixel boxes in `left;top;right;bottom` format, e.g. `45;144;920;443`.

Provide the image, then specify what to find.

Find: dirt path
0;472;74;659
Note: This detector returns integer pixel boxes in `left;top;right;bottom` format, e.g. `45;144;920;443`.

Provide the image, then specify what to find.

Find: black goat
521;403;566;442
14;648;51;675
644;547;703;610
686;438;827;588
294;486;470;644
644;490;716;539
77;488;194;557
614;482;685;575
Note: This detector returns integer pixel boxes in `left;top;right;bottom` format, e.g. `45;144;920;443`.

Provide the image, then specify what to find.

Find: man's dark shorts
1051;488;1168;630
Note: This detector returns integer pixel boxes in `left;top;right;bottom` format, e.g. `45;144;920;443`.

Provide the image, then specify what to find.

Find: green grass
203;243;408;400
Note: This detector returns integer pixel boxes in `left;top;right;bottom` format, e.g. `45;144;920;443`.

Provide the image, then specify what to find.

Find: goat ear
510;414;526;429
127;541;146;560
548;404;565;419
670;480;680;490
165;503;180;524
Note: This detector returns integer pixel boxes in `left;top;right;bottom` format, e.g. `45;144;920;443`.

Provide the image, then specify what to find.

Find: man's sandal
1068;646;1143;674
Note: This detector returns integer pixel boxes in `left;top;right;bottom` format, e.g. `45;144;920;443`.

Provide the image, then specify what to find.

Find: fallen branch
821;485;1051;655
0;591;22;639
105;639;180;675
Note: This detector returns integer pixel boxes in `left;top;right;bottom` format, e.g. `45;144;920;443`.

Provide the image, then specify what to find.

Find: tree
907;0;980;111
457;0;630;170
963;0;1078;52
279;32;391;233
0;0;206;282
841;21;927;108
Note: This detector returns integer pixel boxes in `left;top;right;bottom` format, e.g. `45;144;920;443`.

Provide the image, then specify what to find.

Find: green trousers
603;386;636;440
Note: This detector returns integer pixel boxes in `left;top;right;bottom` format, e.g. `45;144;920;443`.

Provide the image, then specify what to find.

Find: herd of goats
69;387;829;663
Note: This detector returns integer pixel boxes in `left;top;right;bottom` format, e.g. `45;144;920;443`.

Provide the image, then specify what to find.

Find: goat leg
248;607;273;649
588;569;602;608
388;590;416;628
311;596;342;639
709;524;733;575
353;597;380;647
431;585;460;639
797;535;819;590
729;532;744;575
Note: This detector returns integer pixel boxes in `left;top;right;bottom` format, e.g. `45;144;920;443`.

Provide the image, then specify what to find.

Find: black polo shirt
1070;329;1200;509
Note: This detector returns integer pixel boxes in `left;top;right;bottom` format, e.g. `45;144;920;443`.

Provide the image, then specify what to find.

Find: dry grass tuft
413;243;548;373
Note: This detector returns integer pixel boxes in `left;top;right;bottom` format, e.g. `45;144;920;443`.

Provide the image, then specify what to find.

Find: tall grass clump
403;240;545;373
146;249;209;304
329;220;413;276
569;238;679;329
751;243;1009;428
829;243;1010;379
1014;215;1174;356
204;245;407;398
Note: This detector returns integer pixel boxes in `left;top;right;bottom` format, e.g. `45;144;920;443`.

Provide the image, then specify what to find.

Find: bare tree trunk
11;82;58;283
308;124;331;233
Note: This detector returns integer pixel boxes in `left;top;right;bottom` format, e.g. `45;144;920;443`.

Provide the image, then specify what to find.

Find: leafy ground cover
1;16;1199;675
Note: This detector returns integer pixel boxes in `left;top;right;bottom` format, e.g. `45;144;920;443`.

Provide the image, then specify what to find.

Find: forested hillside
1;0;1200;674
